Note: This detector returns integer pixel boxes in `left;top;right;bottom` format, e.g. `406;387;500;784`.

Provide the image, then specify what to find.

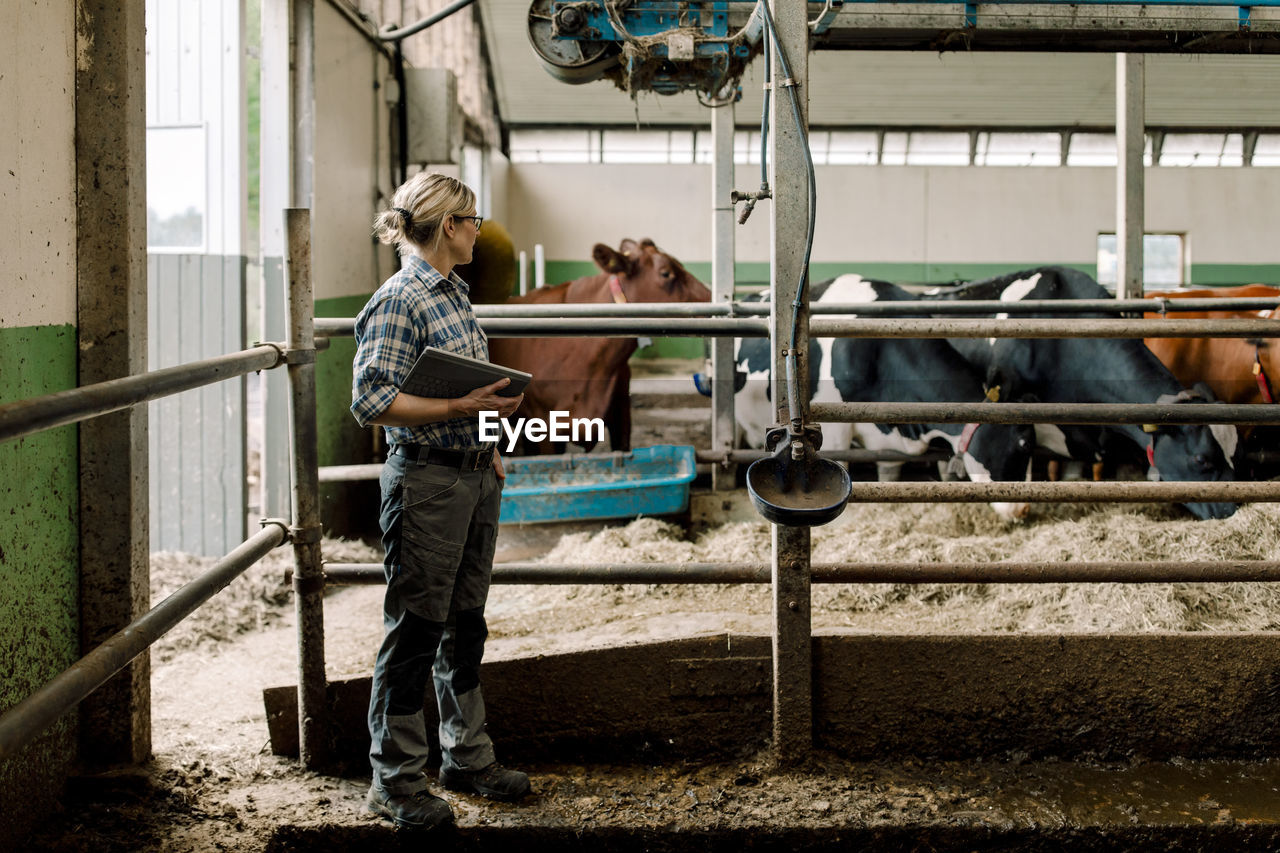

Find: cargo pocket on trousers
399;524;466;622
403;463;461;508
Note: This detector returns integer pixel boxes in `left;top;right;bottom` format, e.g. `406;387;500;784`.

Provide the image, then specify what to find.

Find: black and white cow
697;274;1038;521
923;266;1238;521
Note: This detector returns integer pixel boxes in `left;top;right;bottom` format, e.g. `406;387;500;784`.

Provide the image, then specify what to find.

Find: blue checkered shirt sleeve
350;258;492;448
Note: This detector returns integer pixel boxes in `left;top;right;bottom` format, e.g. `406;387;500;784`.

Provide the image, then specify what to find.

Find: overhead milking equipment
527;0;766;100
527;0;852;525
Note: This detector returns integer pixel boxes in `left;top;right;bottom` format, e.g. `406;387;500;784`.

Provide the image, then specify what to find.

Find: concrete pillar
1116;53;1145;298
75;0;151;764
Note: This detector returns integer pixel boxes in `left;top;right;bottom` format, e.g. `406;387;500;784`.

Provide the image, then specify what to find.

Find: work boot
366;784;455;830
439;762;531;802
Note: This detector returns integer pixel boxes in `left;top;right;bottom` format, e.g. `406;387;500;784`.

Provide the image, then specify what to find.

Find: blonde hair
373;172;476;256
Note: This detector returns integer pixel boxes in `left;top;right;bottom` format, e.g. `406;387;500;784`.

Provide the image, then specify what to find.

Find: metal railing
0;210;325;766
0;522;289;761
3;217;1279;768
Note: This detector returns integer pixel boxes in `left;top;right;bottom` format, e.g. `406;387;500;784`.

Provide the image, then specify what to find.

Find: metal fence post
285;208;328;768
767;0;813;765
711;98;738;492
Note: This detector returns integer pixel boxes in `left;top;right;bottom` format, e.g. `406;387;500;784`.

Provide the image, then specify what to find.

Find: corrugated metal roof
481;0;1280;129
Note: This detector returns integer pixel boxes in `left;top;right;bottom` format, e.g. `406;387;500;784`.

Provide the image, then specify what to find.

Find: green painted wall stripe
0;324;80;712
1189;265;1280;286
315;294;371;467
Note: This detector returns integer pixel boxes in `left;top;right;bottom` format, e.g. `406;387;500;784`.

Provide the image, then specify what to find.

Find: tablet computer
400;345;531;400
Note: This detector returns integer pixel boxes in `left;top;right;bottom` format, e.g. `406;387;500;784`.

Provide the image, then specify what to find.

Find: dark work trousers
367;451;502;797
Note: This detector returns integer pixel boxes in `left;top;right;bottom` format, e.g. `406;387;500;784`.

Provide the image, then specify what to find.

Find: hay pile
149;537;380;664
537;502;1280;634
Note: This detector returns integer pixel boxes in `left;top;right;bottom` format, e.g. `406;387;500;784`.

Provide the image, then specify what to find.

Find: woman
351;172;529;831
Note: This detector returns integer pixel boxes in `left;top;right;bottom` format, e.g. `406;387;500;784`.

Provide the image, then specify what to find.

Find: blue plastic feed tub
499;445;697;524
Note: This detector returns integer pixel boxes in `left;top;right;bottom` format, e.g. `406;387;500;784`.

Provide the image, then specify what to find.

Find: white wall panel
504;162;1280;268
0;0;76;328
312;0;389;301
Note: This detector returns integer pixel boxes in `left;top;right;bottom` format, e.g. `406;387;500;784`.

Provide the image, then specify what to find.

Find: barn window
1253;134;1280;166
974;132;1061;166
904;132;970;166
1159;133;1242;167
602;130;672;163
879;132;909;165
734;130;764;165
146;124;207;251
508;130;595;163
1096;233;1185;287
824;131;879;165
1066;133;1155;168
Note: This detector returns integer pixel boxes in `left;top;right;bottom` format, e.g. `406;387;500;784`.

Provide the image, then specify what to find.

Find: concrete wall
505;162;1280;286
0;1;82;849
265;632;1280;768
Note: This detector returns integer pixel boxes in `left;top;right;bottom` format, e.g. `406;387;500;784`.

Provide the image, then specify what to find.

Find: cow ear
620;238;642;256
592;243;628;274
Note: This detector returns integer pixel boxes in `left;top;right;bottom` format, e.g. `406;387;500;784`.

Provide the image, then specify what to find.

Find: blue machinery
528;0;1280;100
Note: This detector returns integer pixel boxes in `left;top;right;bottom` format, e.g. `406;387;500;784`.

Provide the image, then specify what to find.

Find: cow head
1146;387;1238;520
592;239;711;303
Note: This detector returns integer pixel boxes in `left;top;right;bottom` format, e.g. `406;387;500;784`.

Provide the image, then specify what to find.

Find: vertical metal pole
767;0;813;765
1116;53;1145;299
711;102;738;491
285;208;328;768
291;0;315;208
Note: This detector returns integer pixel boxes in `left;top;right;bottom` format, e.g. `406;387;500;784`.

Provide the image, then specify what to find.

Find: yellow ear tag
984;385;1001;403
1255;361;1263;376
1142;423;1159;433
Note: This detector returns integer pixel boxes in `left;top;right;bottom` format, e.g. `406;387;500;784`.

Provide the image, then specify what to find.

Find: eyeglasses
456;214;483;230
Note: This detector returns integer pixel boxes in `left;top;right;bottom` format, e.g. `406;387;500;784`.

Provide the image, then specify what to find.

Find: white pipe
534;243;546;289
519;250;528;295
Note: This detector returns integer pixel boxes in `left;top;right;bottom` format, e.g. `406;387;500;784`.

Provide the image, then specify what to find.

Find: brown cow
1143;284;1280;406
488;238;711;454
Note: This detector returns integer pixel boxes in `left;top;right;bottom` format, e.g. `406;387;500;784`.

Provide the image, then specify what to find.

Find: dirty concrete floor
24;375;1280;851
26;745;1280;851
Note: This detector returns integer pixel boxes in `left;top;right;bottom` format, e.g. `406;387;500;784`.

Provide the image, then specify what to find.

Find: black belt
392;444;494;471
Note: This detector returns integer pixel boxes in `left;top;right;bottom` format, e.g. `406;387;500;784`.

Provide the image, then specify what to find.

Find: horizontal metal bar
811;400;1280;426
316;316;766;338
0;344;283;445
475;303;740;318
323;446;1274;480
807;317;1277;339
317;298;1280;332
842;480;1280;502
704;445;1280;466
315;316;1279;341
810;297;1280;316
318;463;384;483
315;559;1280;586
696;447;950;464
0;522;290;763
319;448;953;483
835;0;1278;6
472;317;767;338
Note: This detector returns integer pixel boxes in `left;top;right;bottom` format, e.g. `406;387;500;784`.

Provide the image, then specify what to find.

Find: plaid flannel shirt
350;254;493;450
